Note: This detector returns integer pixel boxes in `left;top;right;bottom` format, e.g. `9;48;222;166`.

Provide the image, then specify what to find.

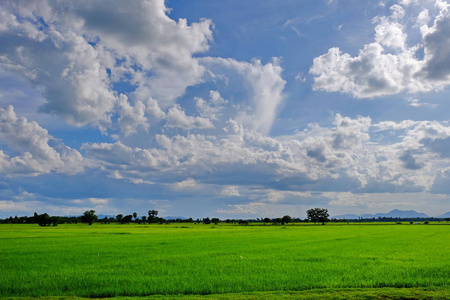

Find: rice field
0;223;449;298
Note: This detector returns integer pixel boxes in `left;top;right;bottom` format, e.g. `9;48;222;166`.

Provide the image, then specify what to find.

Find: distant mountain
332;214;360;219
97;214;116;219
333;209;429;219
362;209;429;219
436;212;450;218
165;216;187;220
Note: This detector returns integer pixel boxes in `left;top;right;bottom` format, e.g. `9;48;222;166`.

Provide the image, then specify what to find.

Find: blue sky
1;0;450;219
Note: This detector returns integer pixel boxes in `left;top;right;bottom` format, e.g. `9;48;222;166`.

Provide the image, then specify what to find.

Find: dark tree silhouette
281;215;292;225
307;208;329;225
211;218;220;225
81;210;98;225
116;214;123;223
122;215;133;224
133;212;137;220
263;217;271;225
148;210;158;223
35;213;50;226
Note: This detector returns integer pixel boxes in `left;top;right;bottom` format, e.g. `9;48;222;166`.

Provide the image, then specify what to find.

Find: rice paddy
0;223;449;299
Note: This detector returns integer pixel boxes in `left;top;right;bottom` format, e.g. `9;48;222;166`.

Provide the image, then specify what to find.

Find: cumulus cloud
0;105;84;176
195;90;228;120
80;113;450;196
421;1;450;81
117;95;150;136
166;105;214;130
0;0;213;132
200;57;286;135
310;1;450;98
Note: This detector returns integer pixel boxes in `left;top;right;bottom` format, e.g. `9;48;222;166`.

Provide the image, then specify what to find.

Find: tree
133;212;137;220
148;210;158;223
281;215;292;225
263;217;271;225
81;210;98;225
307;208;329;225
211;218;220;225
122;215;133;224
116;214;123;223
36;213;50;226
238;219;249;225
49;216;61;226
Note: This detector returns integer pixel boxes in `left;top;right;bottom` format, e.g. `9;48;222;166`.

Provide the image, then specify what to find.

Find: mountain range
332;209;449;219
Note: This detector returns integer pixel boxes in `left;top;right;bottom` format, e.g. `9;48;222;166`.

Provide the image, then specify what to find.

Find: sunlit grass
0;223;449;297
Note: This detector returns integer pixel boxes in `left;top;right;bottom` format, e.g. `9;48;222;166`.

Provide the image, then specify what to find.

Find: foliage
148;210;158;223
307;208;330;225
81;210;98;225
263;217;271;225
281;215;292;224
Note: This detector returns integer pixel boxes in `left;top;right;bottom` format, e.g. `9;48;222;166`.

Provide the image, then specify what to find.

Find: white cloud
0;105;84;176
195;90;228;120
374;20;407;50
0;0;213;133
416;9;431;27
89;198;110;205
405;97;438;107
398;0;420;6
295;72;307;83
310;2;450;98
221;186;241;197
166;105;214;130
172;178;199;190
200;57;286;135
117;95;149;136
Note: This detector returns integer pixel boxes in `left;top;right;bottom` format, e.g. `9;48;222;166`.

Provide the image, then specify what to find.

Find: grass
0;223;449;298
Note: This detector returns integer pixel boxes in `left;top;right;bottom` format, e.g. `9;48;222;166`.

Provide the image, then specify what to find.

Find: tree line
0;208;333;226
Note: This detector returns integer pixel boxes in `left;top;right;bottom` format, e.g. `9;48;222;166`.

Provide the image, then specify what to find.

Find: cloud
421;1;450;81
79;114;450;196
117;95;150;136
0;0;213;132
166;105;214;130
200;57;286;135
221;186;241;197
0;105;84;176
89;198;110;205
310;1;450;98
195;90;228;120
216;203;269;216
172;178;199;190
405;97;437;107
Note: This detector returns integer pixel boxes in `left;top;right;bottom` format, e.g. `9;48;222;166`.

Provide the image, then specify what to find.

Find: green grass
3;288;450;299
0;223;449;298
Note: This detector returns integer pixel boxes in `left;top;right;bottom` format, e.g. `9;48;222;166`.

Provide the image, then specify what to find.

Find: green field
0;223;449;299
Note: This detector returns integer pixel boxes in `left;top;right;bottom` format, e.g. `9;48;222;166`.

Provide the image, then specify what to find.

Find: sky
1;0;450;219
